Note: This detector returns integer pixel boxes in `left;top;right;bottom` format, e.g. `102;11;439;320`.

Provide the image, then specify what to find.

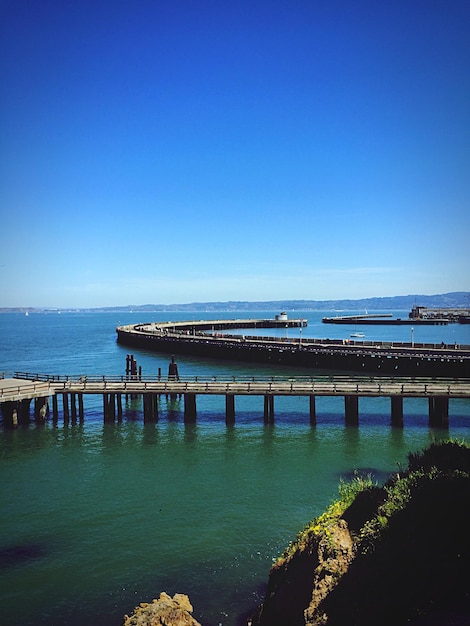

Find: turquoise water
1;311;469;626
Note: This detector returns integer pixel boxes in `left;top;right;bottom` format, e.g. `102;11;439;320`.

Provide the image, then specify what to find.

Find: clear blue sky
1;0;469;308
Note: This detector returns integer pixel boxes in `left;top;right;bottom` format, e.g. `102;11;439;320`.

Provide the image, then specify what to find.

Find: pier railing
131;327;470;352
2;372;469;428
9;372;470;398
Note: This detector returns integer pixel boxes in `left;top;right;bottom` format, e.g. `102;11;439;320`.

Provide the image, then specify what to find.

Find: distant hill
123;292;467;312
2;292;468;313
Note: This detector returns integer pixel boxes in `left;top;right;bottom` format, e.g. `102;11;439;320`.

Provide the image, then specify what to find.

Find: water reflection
183;422;198;444
141;422;159;446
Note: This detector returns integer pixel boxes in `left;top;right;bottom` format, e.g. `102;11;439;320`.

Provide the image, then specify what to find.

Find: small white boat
350;331;365;338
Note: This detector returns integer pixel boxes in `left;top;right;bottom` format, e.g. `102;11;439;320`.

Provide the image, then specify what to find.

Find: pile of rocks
123;592;202;626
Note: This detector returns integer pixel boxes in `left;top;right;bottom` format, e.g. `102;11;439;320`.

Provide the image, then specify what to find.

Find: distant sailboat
350;321;365;338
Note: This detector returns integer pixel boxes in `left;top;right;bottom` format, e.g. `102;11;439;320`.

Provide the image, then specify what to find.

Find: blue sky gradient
1;0;469;307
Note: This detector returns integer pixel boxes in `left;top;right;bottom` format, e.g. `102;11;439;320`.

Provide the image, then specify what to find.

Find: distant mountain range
2;292;468;313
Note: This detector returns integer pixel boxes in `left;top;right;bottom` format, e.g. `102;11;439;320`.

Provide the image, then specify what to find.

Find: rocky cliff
249;440;470;626
121;442;469;626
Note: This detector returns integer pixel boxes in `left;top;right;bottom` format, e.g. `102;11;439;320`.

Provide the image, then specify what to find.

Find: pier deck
9;373;468;399
2;372;468;429
0;377;57;402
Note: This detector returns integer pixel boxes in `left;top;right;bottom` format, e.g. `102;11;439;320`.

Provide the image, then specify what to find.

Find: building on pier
409;305;470;323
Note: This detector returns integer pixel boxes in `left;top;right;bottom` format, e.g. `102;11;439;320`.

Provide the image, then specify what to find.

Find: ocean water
0;311;469;626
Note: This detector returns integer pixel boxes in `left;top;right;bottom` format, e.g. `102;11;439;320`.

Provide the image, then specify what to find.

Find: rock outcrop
121;443;469;626
250;441;470;626
123;592;202;626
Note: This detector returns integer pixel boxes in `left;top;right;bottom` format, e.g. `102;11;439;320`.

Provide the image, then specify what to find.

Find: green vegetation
280;439;469;565
278;471;377;563
358;439;469;553
254;440;470;625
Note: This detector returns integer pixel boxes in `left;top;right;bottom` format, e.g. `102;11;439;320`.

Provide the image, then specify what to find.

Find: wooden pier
0;377;55;426
1;372;469;429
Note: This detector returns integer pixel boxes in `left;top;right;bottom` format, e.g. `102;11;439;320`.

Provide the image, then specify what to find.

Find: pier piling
309;395;317;425
71;393;77;421
117;394;123;421
78;394;84;421
62;393;69;422
103;393;117;423
391;396;404;427
52;394;58;420
34;397;48;423
225;394;235;425
344;395;359;426
143;393;159;423
184;393;197;422
264;395;275;424
428;397;449;428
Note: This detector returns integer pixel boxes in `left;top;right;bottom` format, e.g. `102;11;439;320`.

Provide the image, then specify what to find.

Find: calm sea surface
1;311;469;626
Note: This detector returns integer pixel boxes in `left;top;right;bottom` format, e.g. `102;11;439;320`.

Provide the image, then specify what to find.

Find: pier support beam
71;393;77;421
225;394;235;425
391;396;404;427
52;394;59;420
143;393;159;423
1;401;19;428
309;395;316;425
184;393;197;423
34;396;48;423
428;397;449;428
4;398;32;425
62;393;69;422
116;394;123;421
264;395;274;424
103;393;116;423
153;394;159;421
344;396;359;426
78;394;84;421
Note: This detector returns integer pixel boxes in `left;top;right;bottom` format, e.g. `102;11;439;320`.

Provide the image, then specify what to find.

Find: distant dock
321;314;448;326
323;306;470;326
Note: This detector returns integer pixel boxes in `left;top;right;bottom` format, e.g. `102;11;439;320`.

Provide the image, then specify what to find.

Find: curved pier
116;319;470;377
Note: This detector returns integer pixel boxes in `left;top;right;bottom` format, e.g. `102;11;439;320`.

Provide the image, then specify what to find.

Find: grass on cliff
277;438;470;566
